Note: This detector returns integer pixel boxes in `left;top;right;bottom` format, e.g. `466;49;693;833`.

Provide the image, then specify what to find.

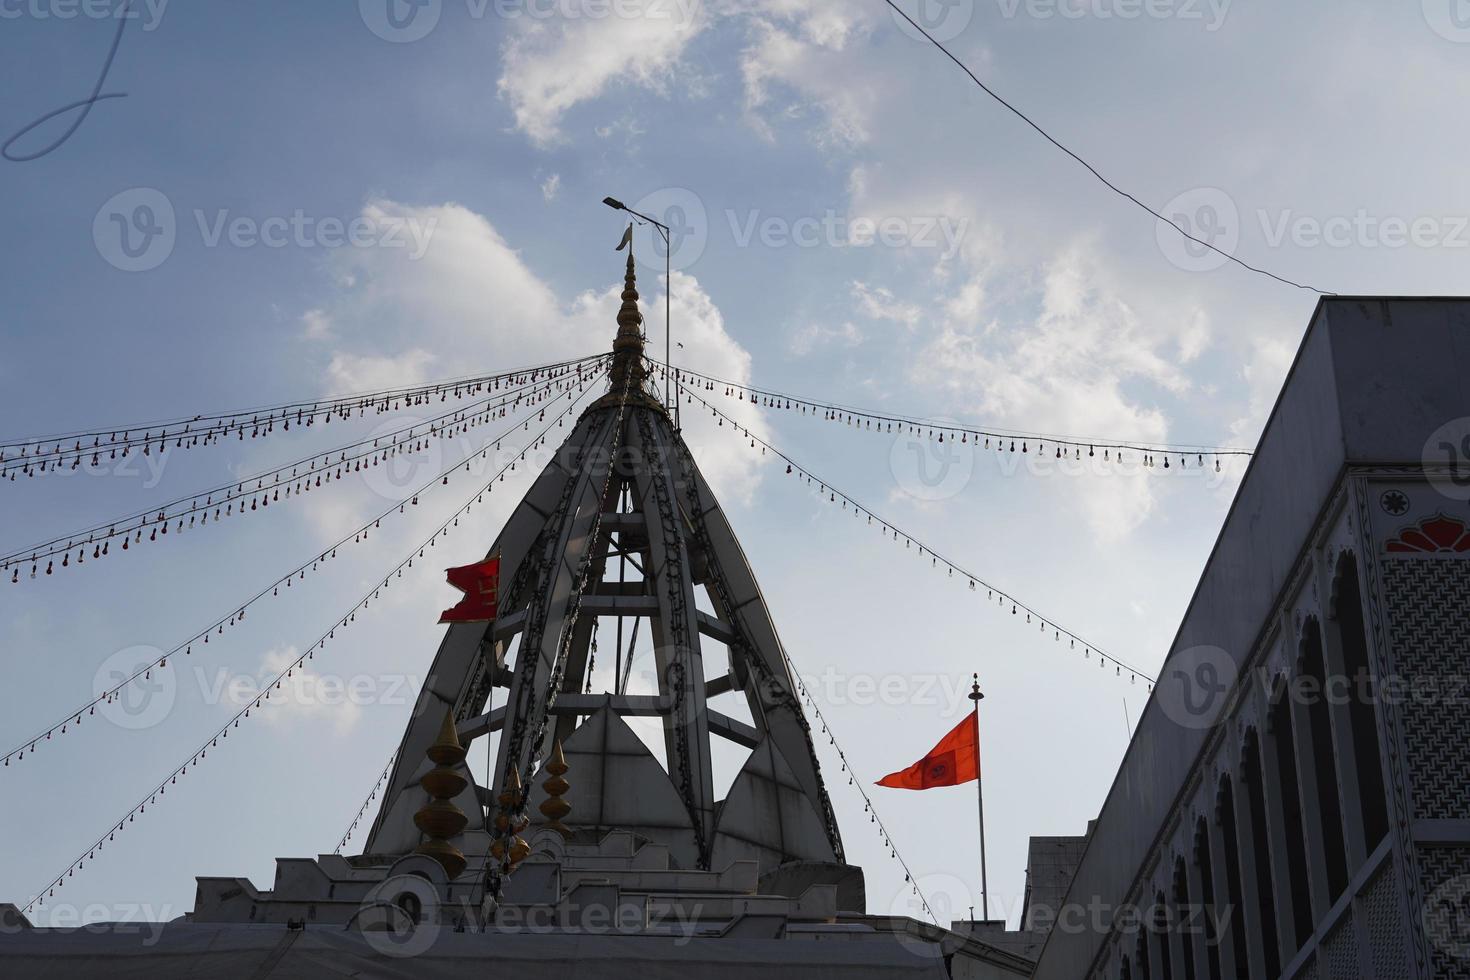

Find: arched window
1152;889;1175;980
1332;552;1389;851
1214;777;1249;972
1194;818;1223;980
1301;617;1350;899
1172;857;1198;980
1268;686;1314;948
1241;731;1282;978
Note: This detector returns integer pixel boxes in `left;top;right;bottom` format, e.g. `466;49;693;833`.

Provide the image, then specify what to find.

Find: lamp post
602;196;676;428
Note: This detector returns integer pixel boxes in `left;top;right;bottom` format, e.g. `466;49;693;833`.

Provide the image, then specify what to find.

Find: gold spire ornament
591;225;664;414
538;739;572;840
490;766;531;870
413;709;469;879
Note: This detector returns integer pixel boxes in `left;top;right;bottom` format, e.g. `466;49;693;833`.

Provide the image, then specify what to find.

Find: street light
603;196;676;428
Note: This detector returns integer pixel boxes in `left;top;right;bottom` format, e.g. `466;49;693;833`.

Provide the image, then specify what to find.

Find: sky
1;0;1468;932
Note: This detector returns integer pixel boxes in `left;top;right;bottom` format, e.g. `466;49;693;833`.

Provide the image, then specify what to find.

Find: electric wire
880;0;1333;295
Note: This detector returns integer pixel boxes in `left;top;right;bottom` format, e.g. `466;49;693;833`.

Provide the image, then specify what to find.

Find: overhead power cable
881;0;1333;296
20;372;607;913
680;379;1156;686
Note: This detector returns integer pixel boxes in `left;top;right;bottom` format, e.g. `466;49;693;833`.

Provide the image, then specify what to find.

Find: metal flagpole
969;673;989;921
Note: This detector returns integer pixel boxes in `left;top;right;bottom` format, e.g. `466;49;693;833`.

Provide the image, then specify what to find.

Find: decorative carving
1386;514;1470;555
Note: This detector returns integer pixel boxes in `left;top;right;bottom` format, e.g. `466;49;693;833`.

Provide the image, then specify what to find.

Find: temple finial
609;223;649;394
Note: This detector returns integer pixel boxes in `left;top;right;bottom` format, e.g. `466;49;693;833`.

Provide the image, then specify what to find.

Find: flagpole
969;673;989;921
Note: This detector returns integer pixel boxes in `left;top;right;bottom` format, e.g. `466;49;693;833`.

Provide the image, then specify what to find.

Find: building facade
1032;298;1470;980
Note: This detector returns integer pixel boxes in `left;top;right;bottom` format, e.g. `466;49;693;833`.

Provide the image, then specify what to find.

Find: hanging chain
636;409;705;861
667;422;846;862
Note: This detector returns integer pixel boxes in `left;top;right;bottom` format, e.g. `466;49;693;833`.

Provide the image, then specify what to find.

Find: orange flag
876;711;979;790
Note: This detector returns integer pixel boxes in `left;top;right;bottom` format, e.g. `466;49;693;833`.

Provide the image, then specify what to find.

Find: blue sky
2;0;1468;929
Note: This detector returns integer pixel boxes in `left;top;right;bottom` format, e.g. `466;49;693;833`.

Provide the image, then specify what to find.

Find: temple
0;243;1032;978
6;270;1470;979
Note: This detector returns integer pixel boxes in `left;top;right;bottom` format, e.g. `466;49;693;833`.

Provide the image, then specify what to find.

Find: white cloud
851;280;920;329
497;1;706;146
912;243;1193;541
789;320;862;356
302;200;770;515
301;308;333;341
540;173;561;202
1228;335;1296;450
237;647;372;737
739;10;879;148
325;349;436;393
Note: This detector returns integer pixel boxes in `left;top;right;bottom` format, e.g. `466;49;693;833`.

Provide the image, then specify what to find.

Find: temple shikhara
5;255;1470;979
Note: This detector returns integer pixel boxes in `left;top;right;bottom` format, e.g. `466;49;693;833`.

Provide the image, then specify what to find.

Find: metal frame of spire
364;248;842;874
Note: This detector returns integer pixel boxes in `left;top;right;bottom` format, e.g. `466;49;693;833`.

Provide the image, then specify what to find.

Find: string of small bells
1;356;601;482
788;667;939;926
3;367;598;583
3;371;605;775
335;750;400;855
19;383;606;913
654;364;1244;475
680;381;1156;689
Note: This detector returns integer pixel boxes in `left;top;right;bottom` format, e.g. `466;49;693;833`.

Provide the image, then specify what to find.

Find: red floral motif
1385;514;1470;554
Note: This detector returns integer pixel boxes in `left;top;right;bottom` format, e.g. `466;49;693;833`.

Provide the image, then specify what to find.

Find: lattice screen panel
1382;559;1470;824
1363;861;1410;980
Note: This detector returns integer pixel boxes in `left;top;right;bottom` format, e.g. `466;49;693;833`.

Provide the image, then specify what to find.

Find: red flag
876;711;979;790
439;557;501;624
